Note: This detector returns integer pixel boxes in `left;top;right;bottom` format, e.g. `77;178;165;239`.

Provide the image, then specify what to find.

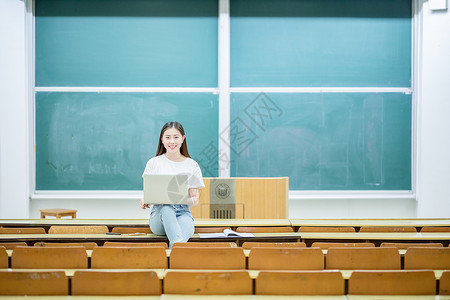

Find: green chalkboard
231;0;411;87
36;92;219;190
35;0;218;87
229;93;412;190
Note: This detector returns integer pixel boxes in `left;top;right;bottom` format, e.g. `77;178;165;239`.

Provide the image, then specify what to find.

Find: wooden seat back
91;246;167;269
359;226;417;232
111;227;152;234
195;226;232;233
0;246;8;268
256;270;345;295
164;271;252;295
103;241;168;248
242;242;306;249
72;271;161;295
0;227;45;234
172;242;237;248
298;226;355;232
404;247;450;269
34;242;98;250
248;247;324;270
348;270;436;295
48;225;108;234
0;271;68;295
381;242;443;249
420;226;450;232
11;246;88;269
312;242;375;249
0;242;28;250
169;247;245;269
326;247;401;270
440;270;450;295
235;226;293;233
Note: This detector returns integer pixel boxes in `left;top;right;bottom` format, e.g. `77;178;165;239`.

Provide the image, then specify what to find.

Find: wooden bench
312;242;375;249
0;246;7;268
0;271;68;295
91;246;167;269
298;226;355;232
111;227;152;234
172;242;238;248
420;226;450;232
404;247;450;269
248;247;324;270
0;242;27;250
236;226;294;233
195;226;232;233
242;242;306;249
11;246;88;269
164;270;252;295
0;227;45;234
381;242;444;249
256;270;345;295
326;247;401;270
359;226;417;232
169;247;245;269
72;271;161;295
48;225;108;234
348;270;436;295
103;241;168;248
440;270;450;295
33;242;98;250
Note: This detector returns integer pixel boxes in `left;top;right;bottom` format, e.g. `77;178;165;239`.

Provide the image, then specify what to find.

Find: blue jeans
149;204;194;248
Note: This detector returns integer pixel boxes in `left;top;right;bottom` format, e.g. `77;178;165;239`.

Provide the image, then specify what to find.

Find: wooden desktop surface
2;218;450;228
0;232;302;244
0;218;291;228
290;218;450;227
0;268;444;280
299;232;450;241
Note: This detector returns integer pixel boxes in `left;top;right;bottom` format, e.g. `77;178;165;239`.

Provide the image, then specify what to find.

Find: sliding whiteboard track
34;87;218;93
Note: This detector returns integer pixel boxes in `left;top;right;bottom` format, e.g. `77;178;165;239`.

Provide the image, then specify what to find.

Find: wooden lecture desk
291;218;450;229
0;218;292;231
298;232;450;247
1;231;449;246
0;232;302;246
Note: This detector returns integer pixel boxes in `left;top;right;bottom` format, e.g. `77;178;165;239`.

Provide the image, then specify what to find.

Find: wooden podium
190;177;289;219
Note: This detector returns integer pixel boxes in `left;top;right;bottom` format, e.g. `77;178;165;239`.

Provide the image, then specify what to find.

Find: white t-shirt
142;154;205;189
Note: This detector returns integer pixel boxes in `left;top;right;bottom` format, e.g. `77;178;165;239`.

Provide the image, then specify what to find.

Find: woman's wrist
187;197;199;207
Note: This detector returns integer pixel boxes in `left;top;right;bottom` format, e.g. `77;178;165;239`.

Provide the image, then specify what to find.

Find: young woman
139;121;204;248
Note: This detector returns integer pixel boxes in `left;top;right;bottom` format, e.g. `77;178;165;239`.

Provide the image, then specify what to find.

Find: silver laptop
143;174;189;205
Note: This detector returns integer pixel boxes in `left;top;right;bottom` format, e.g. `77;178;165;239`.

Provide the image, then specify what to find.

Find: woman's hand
187;197;199;207
139;198;150;209
187;188;199;207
